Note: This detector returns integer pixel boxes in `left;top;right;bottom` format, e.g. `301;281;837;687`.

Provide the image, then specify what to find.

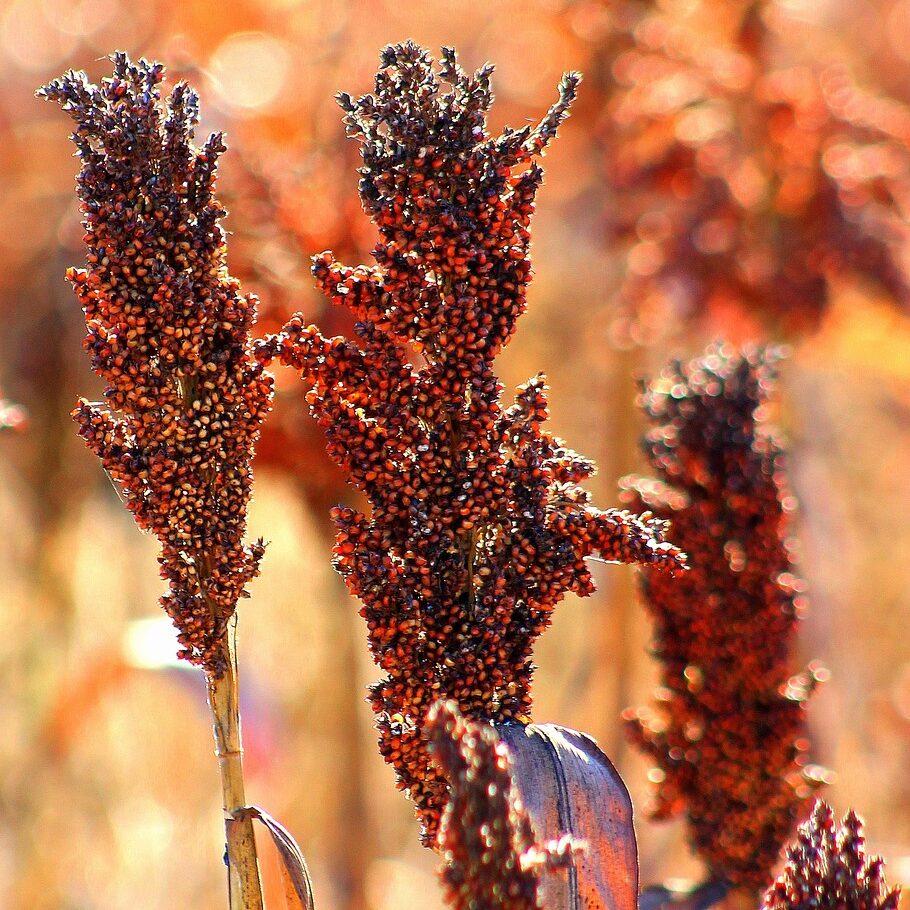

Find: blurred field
1;0;909;907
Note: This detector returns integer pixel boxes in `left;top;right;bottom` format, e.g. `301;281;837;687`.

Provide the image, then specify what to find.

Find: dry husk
497;722;639;910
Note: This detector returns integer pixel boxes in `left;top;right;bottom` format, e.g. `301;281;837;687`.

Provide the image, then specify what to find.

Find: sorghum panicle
621;344;825;891
257;42;685;840
39;54;273;674
763;801;901;910
603;1;910;340
427;700;581;910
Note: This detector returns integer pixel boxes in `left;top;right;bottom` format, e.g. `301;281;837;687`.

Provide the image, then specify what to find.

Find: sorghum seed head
427;700;581;910
602;2;910;342
621;343;827;891
762;801;901;910
40;54;273;675
257;43;684;841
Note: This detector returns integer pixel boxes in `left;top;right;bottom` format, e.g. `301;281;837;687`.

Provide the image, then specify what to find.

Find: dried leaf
237;806;315;910
498;722;638;910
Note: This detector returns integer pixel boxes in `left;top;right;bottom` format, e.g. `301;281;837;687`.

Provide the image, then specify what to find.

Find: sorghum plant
427;700;580;910
222;142;375;910
258;41;685;843
763;801;901;910
40;54;274;908
601;0;910;341
621;344;825;894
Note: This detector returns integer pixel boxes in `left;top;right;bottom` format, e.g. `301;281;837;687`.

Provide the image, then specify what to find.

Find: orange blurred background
0;1;909;908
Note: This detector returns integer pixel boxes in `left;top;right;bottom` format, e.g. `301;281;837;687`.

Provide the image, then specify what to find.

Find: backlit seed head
258;43;684;842
40;54;273;675
762;802;901;910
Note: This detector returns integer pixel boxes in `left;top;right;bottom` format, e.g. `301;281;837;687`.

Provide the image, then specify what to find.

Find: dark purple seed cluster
763;801;901;910
40;54;273;675
257;42;685;841
621;343;826;892
426;700;580;910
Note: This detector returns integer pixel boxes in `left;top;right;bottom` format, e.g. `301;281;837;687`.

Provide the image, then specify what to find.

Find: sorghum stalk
208;626;263;910
39;54;273;908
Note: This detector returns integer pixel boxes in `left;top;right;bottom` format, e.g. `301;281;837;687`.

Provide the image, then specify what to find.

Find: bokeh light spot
2;0;79;71
209;31;291;113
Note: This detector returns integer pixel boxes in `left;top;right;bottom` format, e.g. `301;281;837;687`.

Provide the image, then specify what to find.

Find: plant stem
206;619;265;910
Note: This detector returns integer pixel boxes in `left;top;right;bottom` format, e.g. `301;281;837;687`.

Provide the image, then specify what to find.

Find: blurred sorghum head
427;700;580;910
601;0;910;342
621;344;826;892
763;801;901;910
257;41;685;841
40;54;273;675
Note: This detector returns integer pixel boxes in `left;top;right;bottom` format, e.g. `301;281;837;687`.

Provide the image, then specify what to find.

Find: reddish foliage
219;145;361;514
